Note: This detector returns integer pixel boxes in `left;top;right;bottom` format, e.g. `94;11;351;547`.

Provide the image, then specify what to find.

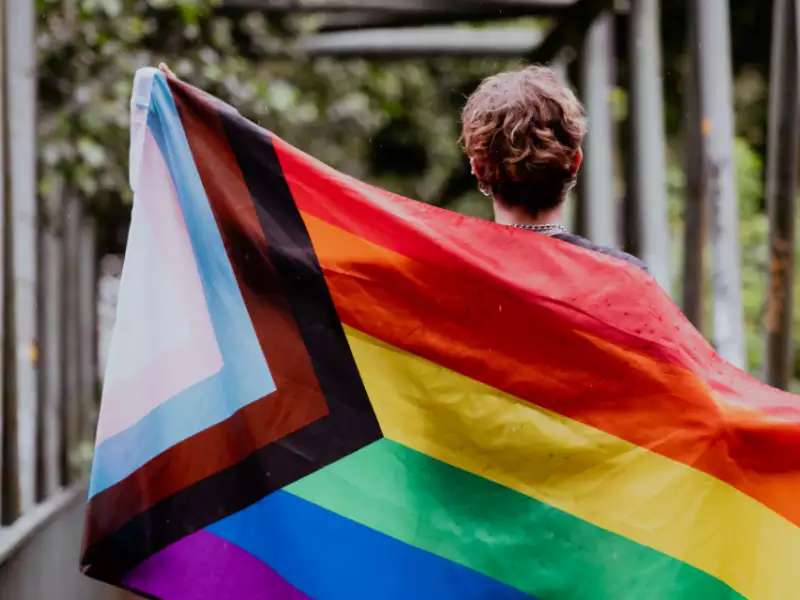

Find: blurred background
1;0;799;597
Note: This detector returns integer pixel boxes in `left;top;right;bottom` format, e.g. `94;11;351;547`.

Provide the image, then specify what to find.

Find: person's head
460;65;587;221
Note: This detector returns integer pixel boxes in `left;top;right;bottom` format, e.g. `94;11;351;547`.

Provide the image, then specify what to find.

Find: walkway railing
0;0;100;584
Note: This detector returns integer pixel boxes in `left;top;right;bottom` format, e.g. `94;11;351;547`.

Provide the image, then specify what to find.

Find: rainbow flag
81;67;800;599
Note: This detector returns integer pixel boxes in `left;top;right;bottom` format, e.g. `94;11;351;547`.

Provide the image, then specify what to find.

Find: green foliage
37;0;515;252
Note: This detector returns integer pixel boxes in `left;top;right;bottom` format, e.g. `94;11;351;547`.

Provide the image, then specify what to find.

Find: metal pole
682;10;708;329
553;59;579;232
78;217;98;446
0;0;10;522
580;10;618;248
693;0;745;367
61;197;81;485
628;0;670;289
764;0;800;389
2;0;37;520
37;183;65;497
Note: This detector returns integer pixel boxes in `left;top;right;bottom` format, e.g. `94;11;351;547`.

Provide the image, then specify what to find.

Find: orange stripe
299;210;800;528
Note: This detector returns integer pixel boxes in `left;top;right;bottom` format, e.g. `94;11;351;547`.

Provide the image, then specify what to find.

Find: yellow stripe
345;326;800;600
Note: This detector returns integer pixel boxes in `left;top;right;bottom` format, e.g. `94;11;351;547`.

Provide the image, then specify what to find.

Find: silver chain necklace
511;223;567;236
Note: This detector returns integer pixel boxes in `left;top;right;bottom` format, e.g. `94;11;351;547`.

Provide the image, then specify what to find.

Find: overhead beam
764;0;799;388
318;8;565;32
223;0;576;12
528;0;614;64
297;26;545;58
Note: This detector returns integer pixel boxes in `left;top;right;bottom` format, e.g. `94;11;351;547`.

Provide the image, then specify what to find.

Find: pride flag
81;68;800;599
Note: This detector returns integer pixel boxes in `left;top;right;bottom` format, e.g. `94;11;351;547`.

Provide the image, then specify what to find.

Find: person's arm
158;63;176;78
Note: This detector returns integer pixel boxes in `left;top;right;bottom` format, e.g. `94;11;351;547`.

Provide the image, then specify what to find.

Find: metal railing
0;0;98;558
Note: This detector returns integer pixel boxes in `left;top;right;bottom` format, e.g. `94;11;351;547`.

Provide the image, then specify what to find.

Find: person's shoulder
552;232;649;273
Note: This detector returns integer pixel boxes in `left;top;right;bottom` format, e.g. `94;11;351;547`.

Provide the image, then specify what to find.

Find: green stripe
287;439;741;599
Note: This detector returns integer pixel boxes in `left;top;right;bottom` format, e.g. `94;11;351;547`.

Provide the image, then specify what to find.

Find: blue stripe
89;72;275;498
206;490;530;599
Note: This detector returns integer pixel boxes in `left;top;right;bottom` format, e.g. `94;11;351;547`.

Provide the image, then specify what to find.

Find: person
460;65;647;271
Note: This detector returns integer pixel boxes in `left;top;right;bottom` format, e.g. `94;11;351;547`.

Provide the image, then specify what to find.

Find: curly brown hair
461;65;587;215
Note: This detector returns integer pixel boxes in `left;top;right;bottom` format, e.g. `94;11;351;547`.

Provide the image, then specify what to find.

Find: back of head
461;66;587;216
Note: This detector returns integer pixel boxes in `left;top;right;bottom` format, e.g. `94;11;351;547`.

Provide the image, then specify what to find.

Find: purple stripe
123;529;307;599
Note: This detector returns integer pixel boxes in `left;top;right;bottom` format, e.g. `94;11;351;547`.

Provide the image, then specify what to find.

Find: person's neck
492;198;564;227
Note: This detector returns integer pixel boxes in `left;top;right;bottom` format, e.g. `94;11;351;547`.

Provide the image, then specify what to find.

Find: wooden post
0;0;10;522
682;11;708;329
628;0;670;289
565;59;587;236
553;57;579;232
2;0;38;521
0;3;8;510
78;217;98;447
37;183;65;497
764;0;800;389
693;0;745;367
580;10;618;248
60;197;82;485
